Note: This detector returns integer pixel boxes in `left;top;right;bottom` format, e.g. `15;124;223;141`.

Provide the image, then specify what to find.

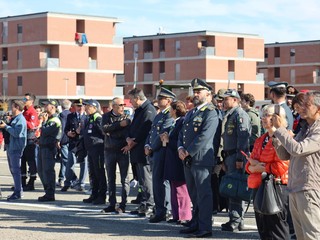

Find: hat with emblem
214;88;227;101
191;78;212;91
83;99;100;108
221;89;240;99
268;81;288;89
41;99;60;108
73;98;84;106
157;87;176;99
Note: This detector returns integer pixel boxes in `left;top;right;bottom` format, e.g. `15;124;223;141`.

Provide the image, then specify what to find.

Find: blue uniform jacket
178;103;219;167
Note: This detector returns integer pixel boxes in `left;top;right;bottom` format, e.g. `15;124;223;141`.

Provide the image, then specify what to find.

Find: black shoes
130;204;154;217
186;230;212;238
179;226;198;234
101;205;116;213
38;195;55;202
149;214;166;223
7;194;22;201
61;186;69;192
92;197;106;205
83;196;95;203
221;221;245;232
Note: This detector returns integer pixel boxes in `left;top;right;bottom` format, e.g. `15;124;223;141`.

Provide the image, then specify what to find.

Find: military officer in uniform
220;89;251;232
145;87;175;223
178;78;219;238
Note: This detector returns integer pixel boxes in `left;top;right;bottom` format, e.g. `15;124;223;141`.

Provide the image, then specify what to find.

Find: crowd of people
0;78;319;239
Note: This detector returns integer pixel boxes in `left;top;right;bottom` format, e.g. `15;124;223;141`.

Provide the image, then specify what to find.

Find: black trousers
87;145;107;200
21;143;37;178
254;185;290;240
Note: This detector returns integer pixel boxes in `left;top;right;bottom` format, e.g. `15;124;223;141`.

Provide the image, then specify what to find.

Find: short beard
193;97;206;107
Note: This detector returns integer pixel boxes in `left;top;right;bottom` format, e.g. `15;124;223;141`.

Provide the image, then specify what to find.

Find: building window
159;39;165;51
76;20;85;33
290;49;295;56
143;40;153;52
17;24;23;34
159;61;165;73
274;67;280;78
17;76;23;86
175;41;180;51
274;47;280;58
290;69;295;84
264;48;268;58
17;50;22;69
175;63;180;80
237;38;244;49
228;60;235;80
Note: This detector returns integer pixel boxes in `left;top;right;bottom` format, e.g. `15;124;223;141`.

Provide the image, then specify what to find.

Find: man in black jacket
122;88;156;217
101;97;131;214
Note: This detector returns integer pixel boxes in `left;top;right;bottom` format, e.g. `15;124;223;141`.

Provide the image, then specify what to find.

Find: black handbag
219;172;252;202
253;173;283;215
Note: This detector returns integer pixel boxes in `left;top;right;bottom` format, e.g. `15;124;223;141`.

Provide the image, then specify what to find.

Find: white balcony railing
40;58;60;68
159;51;165;58
199;47;215;56
89;59;97;69
144;52;153;59
76;86;85;95
2;61;8;70
159;72;165;80
228;71;235;80
113;86;123;96
116;74;125;84
144;73;153;81
237;49;244;58
256;73;264;81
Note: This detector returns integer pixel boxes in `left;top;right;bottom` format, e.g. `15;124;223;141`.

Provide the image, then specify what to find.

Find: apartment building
119;30;265;101
257;40;320;98
0;12;123;105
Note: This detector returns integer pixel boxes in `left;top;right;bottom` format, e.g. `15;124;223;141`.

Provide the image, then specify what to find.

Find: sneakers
7;194;22;201
101;205;116;213
38;195;55;202
221;221;245;232
56;179;63;187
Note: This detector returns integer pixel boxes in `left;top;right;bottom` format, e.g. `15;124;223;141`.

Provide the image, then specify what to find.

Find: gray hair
61;99;72;110
112;97;123;105
127;88;146;101
306;91;320;107
262;104;288;128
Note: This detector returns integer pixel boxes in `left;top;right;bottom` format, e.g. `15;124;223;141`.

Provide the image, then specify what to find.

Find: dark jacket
59;109;71;145
102;110;131;151
178;103;219;167
83;112;104;151
164;117;186;182
128;100;156;164
64;112;87;150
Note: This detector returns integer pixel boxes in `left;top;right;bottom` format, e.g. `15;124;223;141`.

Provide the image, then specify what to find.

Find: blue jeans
7;151;23;197
64;151;88;187
58;144;68;181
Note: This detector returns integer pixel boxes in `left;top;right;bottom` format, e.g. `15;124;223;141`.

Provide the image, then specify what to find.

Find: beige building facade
258;40;320;98
0;12;123;105
119;30;265;101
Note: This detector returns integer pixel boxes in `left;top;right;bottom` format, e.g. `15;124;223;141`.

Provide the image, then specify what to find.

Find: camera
184;155;193;168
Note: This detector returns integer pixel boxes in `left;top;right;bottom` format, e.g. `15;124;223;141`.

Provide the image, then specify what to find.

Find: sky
0;0;319;43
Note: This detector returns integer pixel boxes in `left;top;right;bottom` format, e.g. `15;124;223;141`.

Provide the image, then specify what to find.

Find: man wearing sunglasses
101;97;131;214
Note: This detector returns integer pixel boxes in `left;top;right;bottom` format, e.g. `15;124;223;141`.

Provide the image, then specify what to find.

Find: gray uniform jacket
222;106;251;161
178;103;219;167
273;119;320;192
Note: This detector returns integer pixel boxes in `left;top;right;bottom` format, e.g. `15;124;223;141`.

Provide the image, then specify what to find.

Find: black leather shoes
221;221;244;232
101;205;115;213
186;230;212;238
83;196;95;203
38;195;55;202
60;186;69;192
92;197;106;205
149;214;166;223
179;226;198;234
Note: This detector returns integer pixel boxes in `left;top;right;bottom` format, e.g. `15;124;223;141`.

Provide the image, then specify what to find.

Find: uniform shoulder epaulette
200;103;215;111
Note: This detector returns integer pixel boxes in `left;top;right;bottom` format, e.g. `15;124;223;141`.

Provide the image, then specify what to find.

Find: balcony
199;47;215;56
159;73;165;80
144;73;153;82
76;86;85;95
89;59;97;69
2;61;8;70
40;58;60;68
274;57;280;65
116;74;125;84
159;51;165;58
256;73;264;81
228;71;235;80
144;52;153;59
113;86;123;96
237;49;244;58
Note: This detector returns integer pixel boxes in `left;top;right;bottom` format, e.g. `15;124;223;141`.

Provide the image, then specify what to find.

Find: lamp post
133;57;137;88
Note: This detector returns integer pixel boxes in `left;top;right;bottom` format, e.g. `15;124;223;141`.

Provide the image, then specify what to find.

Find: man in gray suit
145;87;175;223
178;78;219;238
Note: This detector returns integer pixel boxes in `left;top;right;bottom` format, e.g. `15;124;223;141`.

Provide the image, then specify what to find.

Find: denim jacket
5;113;27;153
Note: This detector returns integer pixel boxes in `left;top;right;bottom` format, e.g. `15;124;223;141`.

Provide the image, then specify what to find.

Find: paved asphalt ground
0;149;260;240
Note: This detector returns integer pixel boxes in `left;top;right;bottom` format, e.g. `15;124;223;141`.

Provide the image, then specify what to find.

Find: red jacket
23;105;39;130
246;133;289;189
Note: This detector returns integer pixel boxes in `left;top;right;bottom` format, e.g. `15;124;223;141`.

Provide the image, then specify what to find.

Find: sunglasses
117;104;126;107
23;97;31;102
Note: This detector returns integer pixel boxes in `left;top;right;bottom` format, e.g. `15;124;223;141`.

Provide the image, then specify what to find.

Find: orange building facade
119;31;265;101
0;12;124;104
258;40;320;98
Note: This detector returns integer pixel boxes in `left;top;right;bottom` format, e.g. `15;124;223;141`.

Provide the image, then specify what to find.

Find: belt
221;149;237;159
